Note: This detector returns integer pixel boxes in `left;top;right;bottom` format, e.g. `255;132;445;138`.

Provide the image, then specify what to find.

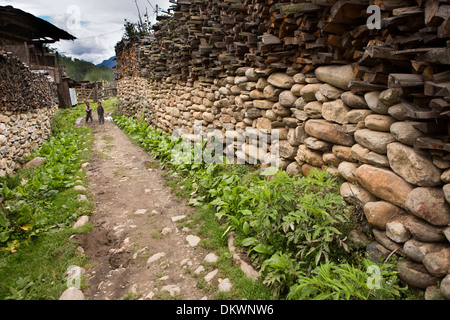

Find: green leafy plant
287;259;408;300
0;106;90;252
113;114;411;300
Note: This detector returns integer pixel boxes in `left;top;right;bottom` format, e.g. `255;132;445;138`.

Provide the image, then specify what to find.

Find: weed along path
75;120;221;300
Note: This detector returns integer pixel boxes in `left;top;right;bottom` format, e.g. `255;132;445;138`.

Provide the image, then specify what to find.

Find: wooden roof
0;5;76;43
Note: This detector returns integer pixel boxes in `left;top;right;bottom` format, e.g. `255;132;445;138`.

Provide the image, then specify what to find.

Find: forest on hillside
58;55;114;83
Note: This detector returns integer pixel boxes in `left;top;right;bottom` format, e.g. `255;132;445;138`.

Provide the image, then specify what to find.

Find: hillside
59;55;114;82
98;56;116;69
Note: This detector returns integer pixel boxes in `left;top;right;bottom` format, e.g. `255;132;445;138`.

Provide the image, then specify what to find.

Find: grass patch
0;104;94;299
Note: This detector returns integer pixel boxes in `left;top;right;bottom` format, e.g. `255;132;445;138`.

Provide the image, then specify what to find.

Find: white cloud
0;0;171;64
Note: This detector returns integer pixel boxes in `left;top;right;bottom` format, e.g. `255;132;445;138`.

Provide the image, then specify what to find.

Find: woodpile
116;0;450;155
0;52;57;112
117;0;449;91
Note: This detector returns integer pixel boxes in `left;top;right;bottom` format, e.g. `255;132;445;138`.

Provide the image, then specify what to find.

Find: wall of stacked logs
115;0;450;299
0;52;58;176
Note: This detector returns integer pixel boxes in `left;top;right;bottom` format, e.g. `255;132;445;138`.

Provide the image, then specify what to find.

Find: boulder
319;84;343;100
202;112;214;123
253;100;275;109
278;140;297;160
364;114;396;132
346;109;373;124
267;73;295;89
351;144;370;163
291;84;305;96
264;85;282;101
423;248;450;277
340;182;378;205
390;121;423;146
441;169;450;183
440;275;450;300
279;90;298;107
23;157;47;170
337;161;358;183
405;187;450;226
388;102;416;120
397;260;439;289
364;201;404;230
386;215;412;243
300;84;322;102
379;88;403;106
403;239;449;263
302;163;319;176
322;99;351;124
354;129;395;154
305;119;355;146
403;214;447;242
314;65;354;90
332;145;355;162
364;151;390;167
242;143;267;162
444;184;450;204
364;91;390;114
287;126;307;147
296;144;324;167
355;164;414;208
286;161;303;177
59;287;85;300
273;103;292;117
341;91;368;109
387;142;442;187
293;73;306;84
372;229;403;253
305;137;331;152
304;101;323;118
73;216;89;229
323;152;342;167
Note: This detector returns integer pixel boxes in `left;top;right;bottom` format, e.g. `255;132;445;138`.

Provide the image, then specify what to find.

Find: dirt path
75;120;217;300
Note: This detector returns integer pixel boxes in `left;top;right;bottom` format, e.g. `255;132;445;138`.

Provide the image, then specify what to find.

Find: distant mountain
98;56;116;69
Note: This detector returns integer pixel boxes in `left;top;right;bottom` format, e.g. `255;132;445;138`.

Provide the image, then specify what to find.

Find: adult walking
97;101;105;124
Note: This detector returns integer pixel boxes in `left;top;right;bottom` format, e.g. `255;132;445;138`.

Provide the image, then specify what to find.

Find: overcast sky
0;0;171;64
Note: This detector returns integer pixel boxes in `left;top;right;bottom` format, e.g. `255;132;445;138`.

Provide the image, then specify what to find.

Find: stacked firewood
116;0;449;148
120;0;449;93
0;52;57;112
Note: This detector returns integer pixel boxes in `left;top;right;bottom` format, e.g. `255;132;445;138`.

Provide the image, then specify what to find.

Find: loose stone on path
171;215;186;222
204;269;219;283
204;253;218;263
161;284;181;297
73;216;89;229
186;235;201;247
147;252;166;265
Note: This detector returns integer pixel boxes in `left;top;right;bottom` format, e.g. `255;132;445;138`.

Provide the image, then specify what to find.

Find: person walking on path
85;102;93;123
97;101;105;124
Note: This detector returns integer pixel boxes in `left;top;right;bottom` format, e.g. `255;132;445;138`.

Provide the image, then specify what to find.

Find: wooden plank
388;73;424;88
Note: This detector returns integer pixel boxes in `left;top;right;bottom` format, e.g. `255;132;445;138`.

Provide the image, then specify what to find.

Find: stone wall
0;52;58;176
117;68;450;298
116;0;450;299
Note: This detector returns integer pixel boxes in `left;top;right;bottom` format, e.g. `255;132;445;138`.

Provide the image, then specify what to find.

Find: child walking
97;101;105;124
85;102;93;123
